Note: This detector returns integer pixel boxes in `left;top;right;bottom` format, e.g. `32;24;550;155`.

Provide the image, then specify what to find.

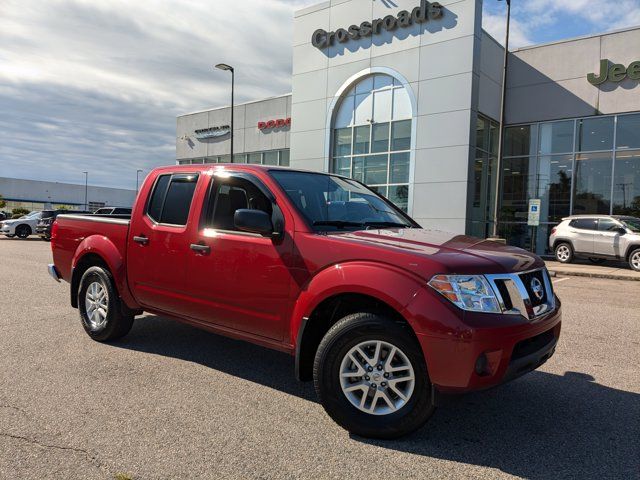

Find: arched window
331;73;412;211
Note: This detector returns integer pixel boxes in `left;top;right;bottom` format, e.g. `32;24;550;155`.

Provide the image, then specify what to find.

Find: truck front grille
486;268;555;320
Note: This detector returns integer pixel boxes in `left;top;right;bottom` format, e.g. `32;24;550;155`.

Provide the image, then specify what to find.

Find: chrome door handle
190;243;211;254
133;235;149;245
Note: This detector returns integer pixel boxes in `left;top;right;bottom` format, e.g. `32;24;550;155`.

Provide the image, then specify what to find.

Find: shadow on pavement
117;315;639;478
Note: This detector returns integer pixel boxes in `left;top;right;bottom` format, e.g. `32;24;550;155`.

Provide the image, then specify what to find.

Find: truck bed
52;214;130;283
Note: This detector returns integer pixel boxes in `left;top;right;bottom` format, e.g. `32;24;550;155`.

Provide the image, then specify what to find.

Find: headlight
428;274;500;313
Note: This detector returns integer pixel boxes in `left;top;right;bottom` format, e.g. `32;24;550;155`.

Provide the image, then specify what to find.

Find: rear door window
147;173;198;226
569;218;597;230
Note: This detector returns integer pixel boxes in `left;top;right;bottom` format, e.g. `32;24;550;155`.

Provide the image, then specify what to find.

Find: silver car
549;215;640;271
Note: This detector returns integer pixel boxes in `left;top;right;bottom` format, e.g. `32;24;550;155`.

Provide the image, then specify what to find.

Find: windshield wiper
363;221;411;229
312;220;365;229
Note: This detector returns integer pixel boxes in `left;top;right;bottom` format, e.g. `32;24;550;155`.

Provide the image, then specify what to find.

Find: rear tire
78;266;134;342
554;242;574;263
629;248;640;272
313;312;435;439
16;225;31;239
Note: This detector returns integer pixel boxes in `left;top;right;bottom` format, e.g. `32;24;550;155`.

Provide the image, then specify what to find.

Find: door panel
127;173;200;314
593;219;622;256
185;173;293;341
568;218;597;254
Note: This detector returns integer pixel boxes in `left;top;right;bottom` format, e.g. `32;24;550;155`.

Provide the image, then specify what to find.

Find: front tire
554;242;574;263
313;312;435;439
78;266;134;342
629;248;640;272
16;225;31;239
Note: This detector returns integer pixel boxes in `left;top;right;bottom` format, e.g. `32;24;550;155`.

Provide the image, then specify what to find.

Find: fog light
475;353;488;376
475;349;503;376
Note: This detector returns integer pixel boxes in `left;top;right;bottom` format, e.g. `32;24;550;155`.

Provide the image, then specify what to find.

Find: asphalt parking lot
1;237;638;479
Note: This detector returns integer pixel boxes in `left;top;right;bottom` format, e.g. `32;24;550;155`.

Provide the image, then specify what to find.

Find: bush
11;208;30;217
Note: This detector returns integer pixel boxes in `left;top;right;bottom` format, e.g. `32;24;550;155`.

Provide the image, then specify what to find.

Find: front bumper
48;264;61;282
411;292;562;396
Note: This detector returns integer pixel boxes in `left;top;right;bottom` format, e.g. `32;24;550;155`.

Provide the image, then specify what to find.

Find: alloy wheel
631;251;640;271
556;245;570;262
339;340;415;416
85;281;109;330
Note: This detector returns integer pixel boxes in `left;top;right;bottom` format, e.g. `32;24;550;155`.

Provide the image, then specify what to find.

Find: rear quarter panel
52;216;137;308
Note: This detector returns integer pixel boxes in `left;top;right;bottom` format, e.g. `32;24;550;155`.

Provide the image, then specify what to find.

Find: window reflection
612;150;640;217
573;153;613;214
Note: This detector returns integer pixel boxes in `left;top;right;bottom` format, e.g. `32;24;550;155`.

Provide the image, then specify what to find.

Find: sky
1;0;639;189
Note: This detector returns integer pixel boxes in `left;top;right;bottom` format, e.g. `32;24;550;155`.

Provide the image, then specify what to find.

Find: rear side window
113;208;132;215
147;174;198;225
569;218;597;230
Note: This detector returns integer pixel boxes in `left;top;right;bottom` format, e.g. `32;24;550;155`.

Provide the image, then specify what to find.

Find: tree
0;194;6;209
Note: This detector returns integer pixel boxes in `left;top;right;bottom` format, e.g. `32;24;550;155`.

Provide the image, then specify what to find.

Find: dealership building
176;0;640;254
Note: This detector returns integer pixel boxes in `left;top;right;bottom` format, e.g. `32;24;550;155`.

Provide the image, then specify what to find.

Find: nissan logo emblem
530;277;544;301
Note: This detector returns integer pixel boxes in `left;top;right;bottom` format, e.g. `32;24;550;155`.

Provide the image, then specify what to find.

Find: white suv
549;215;640;271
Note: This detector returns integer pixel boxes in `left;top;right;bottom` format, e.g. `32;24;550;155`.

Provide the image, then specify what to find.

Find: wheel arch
553;238;574;252
291;262;424;382
70;235;137;309
624;244;640;261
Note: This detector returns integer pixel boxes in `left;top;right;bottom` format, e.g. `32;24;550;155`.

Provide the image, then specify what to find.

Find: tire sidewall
78;266;122;341
314;313;434;439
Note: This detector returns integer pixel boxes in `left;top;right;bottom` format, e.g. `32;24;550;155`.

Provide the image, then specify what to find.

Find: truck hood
332;228;544;274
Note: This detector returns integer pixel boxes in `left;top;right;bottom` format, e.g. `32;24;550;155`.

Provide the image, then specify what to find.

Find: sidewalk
544;259;640;281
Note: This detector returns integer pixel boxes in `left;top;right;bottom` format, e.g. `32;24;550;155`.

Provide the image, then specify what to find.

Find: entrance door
127;172;200;315
184;172;293;341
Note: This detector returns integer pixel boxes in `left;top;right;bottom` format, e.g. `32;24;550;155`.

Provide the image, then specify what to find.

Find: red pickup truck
49;164;561;438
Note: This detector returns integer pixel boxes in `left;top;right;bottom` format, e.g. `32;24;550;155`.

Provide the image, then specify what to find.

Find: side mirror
234;209;273;236
617;227;627;235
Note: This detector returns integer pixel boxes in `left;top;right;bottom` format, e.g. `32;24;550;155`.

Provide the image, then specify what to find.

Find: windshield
620;217;640;233
269;170;416;232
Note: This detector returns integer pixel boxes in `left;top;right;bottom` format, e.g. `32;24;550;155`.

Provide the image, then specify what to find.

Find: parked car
1;211;43;238
48;165;562;439
36;210;92;241
93;207;132;215
549;215;640;271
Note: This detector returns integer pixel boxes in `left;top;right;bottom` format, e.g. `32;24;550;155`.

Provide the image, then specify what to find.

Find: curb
547;269;640;282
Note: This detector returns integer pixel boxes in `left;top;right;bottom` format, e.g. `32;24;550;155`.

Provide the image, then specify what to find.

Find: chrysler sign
312;0;443;49
194;125;230;140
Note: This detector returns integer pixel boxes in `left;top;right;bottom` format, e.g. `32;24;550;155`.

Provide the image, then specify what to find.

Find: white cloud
0;0;318;187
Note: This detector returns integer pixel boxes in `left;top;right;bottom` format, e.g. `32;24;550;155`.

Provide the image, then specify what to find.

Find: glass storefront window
504;125;537;157
330;73;412;212
371;123;390;153
573;152;613;214
500;156;534;221
263;151;279;165
390;152;410;184
538;154;572;223
247;153;262;164
616;114;640;150
538;120;574;154
577;117;614;151
334;128;352;156
612;149;640;216
391;120;411;151
279;149;290;166
353;125;370;155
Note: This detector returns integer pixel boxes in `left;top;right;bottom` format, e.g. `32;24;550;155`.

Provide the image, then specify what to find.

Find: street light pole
215;63;234;162
83;171;88;210
136;169;143;193
490;0;511;239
